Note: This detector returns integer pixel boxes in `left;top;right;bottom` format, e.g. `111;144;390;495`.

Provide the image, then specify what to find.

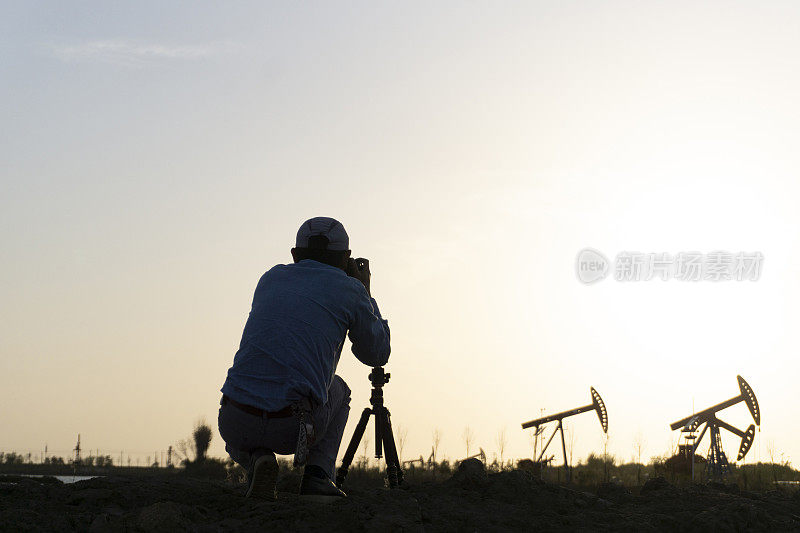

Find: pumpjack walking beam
670;375;760;432
336;367;404;489
521;387;608;483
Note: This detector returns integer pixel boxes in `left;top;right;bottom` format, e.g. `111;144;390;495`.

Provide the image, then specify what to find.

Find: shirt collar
296;259;347;275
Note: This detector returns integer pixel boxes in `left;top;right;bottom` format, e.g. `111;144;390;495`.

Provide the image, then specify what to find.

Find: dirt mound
597;481;632;503
2;471;800;531
641;475;674;495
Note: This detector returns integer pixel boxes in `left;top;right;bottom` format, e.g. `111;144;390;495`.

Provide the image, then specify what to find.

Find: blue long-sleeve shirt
221;259;391;411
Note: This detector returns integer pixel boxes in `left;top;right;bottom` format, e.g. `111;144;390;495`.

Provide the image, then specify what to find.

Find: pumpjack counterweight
521;387;608;483
669;375;760;480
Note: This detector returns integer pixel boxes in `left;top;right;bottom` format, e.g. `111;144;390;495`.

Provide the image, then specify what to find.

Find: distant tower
73;434;81;465
167;446;173;467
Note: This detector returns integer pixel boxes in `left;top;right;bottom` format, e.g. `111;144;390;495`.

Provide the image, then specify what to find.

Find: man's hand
347;258;371;296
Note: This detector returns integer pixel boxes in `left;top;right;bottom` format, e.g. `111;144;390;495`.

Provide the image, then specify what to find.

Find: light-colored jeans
218;375;351;479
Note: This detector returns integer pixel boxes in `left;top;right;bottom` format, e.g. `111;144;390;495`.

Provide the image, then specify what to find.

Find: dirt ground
2;460;800;532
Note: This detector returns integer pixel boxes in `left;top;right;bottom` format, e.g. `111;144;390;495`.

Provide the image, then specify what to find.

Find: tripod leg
335;407;371;488
380;407;403;488
374;404;384;459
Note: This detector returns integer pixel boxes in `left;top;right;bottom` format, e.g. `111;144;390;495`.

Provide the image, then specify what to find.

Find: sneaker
245;452;278;500
299;474;347;503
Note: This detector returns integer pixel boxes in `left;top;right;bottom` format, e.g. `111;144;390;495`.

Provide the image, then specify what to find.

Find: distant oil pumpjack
670;375;760;480
462;447;487;464
521;387;608;483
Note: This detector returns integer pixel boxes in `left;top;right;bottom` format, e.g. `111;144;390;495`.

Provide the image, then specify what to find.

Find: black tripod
335;367;404;488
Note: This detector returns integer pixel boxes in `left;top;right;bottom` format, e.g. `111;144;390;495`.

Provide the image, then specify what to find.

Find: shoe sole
245;454;278;500
298;493;345;504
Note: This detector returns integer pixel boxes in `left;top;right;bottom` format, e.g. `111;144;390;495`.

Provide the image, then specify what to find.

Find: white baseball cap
295;217;350;251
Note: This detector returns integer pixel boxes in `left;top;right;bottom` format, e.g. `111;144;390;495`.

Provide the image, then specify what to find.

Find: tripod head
369;366;390;388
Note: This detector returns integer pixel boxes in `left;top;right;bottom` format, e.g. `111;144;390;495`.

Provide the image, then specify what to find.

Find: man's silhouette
219;217;391;502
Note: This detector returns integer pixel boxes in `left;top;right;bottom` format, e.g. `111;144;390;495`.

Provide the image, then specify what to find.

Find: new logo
576;248;609;284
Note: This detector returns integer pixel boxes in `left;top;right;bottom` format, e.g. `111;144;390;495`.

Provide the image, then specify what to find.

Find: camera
346;257;369;277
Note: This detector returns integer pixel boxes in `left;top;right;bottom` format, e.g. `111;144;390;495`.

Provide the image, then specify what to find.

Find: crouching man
219;217;391;502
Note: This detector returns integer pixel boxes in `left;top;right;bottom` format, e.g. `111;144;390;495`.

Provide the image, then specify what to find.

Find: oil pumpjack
670;375;760;480
521;387;608;483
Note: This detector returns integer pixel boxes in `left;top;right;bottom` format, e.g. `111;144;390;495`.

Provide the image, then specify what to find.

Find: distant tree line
0;452;115;467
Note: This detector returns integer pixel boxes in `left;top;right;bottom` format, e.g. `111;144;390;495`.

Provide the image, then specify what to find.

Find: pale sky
2;1;800;468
